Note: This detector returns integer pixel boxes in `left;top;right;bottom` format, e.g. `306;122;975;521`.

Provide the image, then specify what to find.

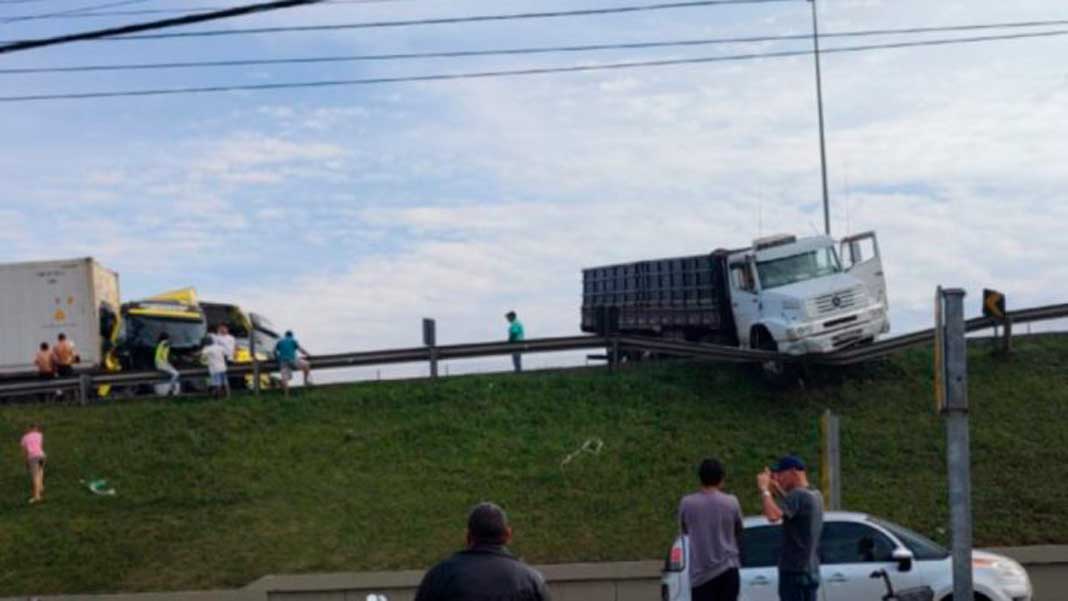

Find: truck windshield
756;247;841;289
124;315;207;350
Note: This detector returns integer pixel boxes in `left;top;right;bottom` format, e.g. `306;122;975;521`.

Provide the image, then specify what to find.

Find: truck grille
809;286;867;316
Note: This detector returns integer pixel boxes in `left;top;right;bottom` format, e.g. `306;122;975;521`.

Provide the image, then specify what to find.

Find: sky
2;0;1067;377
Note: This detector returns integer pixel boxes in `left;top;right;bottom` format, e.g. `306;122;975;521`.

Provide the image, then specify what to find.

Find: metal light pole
940;288;974;601
809;0;831;236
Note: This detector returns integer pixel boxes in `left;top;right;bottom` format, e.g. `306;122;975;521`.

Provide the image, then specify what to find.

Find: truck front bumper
779;311;889;355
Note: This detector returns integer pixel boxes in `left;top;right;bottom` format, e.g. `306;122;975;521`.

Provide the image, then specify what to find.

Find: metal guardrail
1;303;1065;402
0;335;613;402
813;302;1068;366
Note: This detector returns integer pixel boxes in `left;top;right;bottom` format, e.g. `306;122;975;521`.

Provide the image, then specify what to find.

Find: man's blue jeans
778;570;819;601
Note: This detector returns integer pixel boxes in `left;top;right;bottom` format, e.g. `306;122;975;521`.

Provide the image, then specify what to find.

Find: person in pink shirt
20;423;46;504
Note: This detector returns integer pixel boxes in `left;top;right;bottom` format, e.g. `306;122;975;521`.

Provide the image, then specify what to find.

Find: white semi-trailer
0;257;120;375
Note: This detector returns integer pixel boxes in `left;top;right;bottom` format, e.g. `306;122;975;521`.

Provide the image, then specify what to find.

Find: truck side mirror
893;548;914;572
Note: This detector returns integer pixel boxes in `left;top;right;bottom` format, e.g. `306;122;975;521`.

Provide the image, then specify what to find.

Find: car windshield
757;247;841;289
870;518;949;560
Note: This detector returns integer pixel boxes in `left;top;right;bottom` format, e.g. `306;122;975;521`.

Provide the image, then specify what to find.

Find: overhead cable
0;0;327;54
6;19;1068;74
113;15;1068;42
75;0;799;41
2;28;1066;102
3;0;411;22
1;0;151;24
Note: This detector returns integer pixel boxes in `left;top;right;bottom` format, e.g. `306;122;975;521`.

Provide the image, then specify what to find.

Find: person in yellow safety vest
155;332;180;396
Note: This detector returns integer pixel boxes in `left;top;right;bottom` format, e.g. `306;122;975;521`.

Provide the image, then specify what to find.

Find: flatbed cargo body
581;250;737;344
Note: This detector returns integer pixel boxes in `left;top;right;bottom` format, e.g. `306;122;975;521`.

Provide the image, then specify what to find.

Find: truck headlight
786;325;815;340
867;306;885;320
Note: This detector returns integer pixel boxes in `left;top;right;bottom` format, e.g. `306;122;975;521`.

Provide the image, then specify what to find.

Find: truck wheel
753;331;796;386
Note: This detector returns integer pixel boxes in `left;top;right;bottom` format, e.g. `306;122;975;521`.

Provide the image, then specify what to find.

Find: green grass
0;335;1066;595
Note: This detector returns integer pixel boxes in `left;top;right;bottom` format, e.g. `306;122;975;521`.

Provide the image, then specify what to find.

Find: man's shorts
279;359;309;380
56;365;74;377
210;372;227;387
26;456;45;478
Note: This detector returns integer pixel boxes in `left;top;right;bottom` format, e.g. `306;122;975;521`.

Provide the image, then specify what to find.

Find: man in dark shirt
757;455;824;601
415;502;551;601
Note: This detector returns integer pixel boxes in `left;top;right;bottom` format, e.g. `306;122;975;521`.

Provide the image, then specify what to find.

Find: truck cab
728;232;889;355
117;289;208;371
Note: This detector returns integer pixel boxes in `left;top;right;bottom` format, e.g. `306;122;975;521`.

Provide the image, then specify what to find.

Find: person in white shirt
200;337;229;399
210;325;237;396
215;324;236;361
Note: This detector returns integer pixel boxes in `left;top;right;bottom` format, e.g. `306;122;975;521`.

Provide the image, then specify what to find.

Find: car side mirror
893;548;914;572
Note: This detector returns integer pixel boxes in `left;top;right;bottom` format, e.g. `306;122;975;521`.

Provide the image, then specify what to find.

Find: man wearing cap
756;455;824;601
414;502;551;601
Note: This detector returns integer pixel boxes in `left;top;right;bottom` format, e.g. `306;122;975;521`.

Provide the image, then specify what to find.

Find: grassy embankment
0;335;1065;595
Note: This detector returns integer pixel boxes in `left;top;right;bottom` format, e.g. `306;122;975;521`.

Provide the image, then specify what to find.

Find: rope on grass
560;437;604;468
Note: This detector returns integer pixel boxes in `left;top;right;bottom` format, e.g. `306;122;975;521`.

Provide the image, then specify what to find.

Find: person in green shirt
506;311;524;373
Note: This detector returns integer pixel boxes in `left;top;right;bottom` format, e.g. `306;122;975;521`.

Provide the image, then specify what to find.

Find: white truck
0;257;121;375
581;231;890;356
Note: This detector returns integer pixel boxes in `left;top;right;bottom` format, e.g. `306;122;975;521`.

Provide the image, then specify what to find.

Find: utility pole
809;0;832;236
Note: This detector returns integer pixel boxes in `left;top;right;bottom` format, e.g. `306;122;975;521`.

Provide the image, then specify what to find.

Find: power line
0;0;328;54
74;0;798;41
112;15;1068;43
3;28;1066;103
5;18;1068;75
2;0;412;22
1;0;151;24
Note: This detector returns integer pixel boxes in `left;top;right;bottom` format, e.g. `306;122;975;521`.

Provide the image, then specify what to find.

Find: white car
662;511;1032;601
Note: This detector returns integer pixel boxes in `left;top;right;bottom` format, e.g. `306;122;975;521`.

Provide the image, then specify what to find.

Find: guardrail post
251;329;261;397
78;374;92;405
609;337;620;371
423;318;438;379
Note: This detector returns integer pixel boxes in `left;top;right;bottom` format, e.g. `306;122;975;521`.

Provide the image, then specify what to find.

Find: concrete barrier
5;547;1066;601
245;561;663;601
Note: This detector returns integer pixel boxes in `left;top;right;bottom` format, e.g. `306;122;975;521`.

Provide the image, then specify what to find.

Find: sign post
983;288;1011;354
936;288;973;601
820;409;841;510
